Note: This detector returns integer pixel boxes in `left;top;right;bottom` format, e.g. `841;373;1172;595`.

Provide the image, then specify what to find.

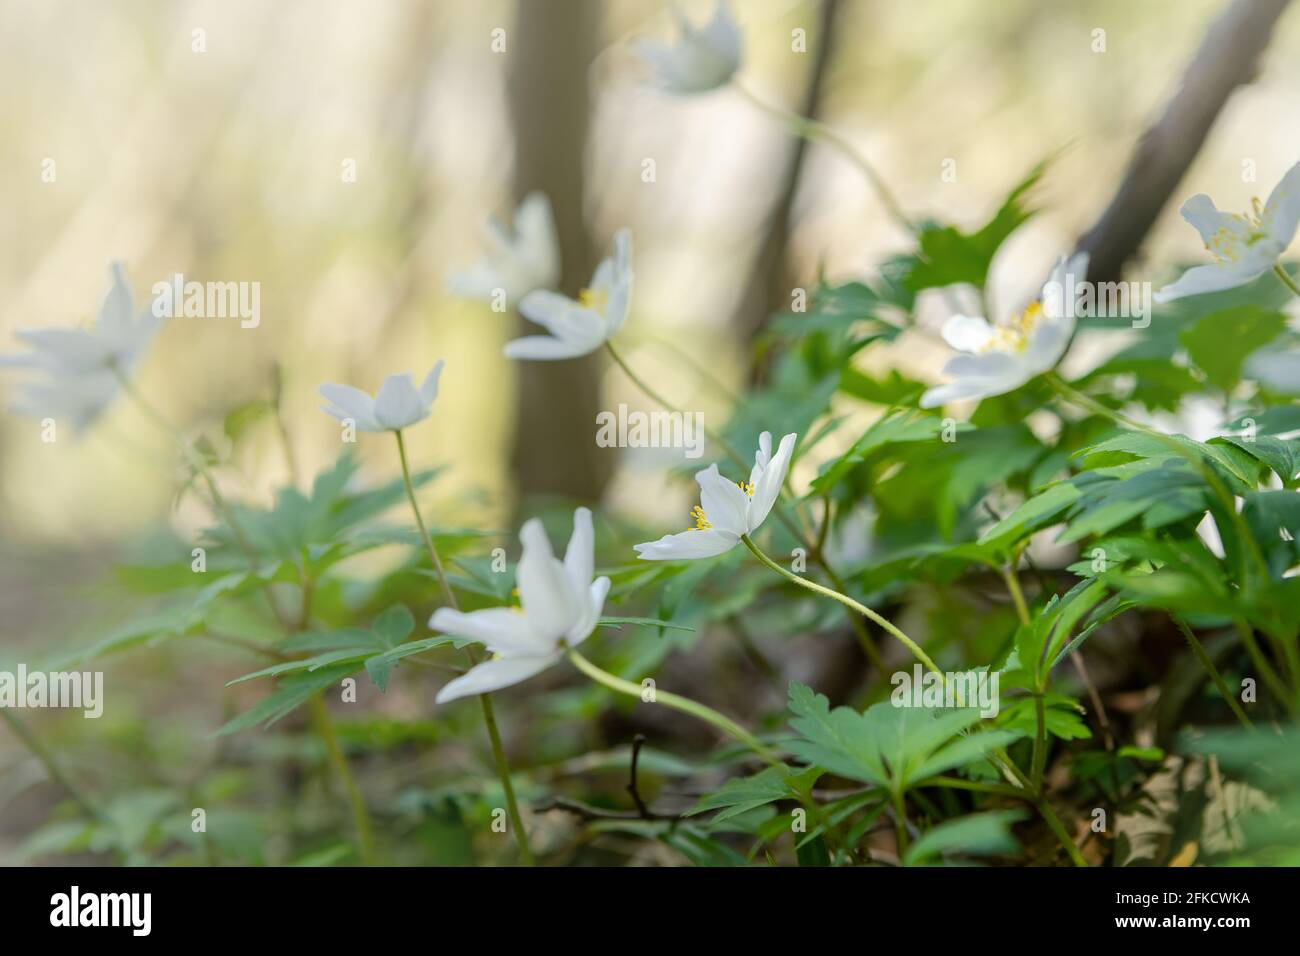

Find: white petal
634;527;739;560
373;373;429;430
1245;349;1300;394
940;315;994;353
318;383;382;431
434;653;561;704
420;360;445;405
1022;314;1075;374
514;191;561;290
604;229;634;335
747;432;796;532
564;507;595;596
517;518;582;642
696;464;750;536
429;607;549;656
1153;255;1273;304
1179;194;1248;246
1263;160;1300;249
98;261;134;341
504;334;600;361
569;576;612;647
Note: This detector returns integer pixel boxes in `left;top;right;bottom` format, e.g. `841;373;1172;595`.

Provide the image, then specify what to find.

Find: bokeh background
2;0;1298;863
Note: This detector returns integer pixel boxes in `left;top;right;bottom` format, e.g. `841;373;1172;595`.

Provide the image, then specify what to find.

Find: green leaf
903;159;1048;293
216;664;357;735
903;810;1025;865
1180;306;1287;392
686;765;802;825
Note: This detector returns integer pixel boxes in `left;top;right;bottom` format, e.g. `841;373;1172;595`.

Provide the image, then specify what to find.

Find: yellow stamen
690;505;712;530
977;300;1042;354
578;287;608;312
737;481;754;497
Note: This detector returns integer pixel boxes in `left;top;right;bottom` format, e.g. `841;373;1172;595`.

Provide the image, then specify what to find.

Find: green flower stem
1274;264;1300;298
1037;798;1088;867
742;534;940;675
732;82;915;237
891;790;911;858
566;648;781;767
306;693;375;865
0;708;101;822
1172;617;1254;730
393;430;534;866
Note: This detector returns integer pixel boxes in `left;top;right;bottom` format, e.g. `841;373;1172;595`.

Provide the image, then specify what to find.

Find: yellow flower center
690;505;712;530
1207;200;1269;263
978;301;1043;354
578;287;608;312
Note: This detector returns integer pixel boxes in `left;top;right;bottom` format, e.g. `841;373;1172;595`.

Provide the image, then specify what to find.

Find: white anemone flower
1245;348;1300;394
447;192;560;304
634;431;796;560
506;229;633;361
634;0;742;95
432;507;611;703
1154;160;1300;303
319;361;444;432
0;262;163;430
920;253;1090;409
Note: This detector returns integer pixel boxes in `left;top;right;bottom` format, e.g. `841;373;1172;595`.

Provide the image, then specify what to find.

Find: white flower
1154;160;1300;303
920;253;1089;409
634;431;796;560
1245;348;1300;394
447;192;560;304
432;508;610;703
318;361;444;432
0;262;162;430
634;0;742;95
506;229;633;361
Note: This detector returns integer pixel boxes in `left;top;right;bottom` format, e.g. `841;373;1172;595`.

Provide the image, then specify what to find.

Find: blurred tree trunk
507;0;612;506
731;0;844;382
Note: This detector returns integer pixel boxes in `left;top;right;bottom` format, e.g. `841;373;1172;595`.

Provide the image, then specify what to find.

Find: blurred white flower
1245;348;1300;394
635;431;796;560
432;507;610;703
447;192;560;303
920;253;1090;409
634;0;742;95
1154;161;1300;303
506;229;633;361
319;361;444;432
0;261;162;430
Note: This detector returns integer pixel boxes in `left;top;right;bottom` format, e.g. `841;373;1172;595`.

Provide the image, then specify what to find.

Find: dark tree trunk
507;0;612;506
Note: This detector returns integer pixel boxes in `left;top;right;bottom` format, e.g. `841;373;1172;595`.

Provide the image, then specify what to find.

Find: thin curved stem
0;708;101;822
1274;264;1300;298
732;82;915;237
394;430;534;866
307;694;375;865
567;648;781;767
604;340;747;468
742;534;940;675
1172;617;1254;730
